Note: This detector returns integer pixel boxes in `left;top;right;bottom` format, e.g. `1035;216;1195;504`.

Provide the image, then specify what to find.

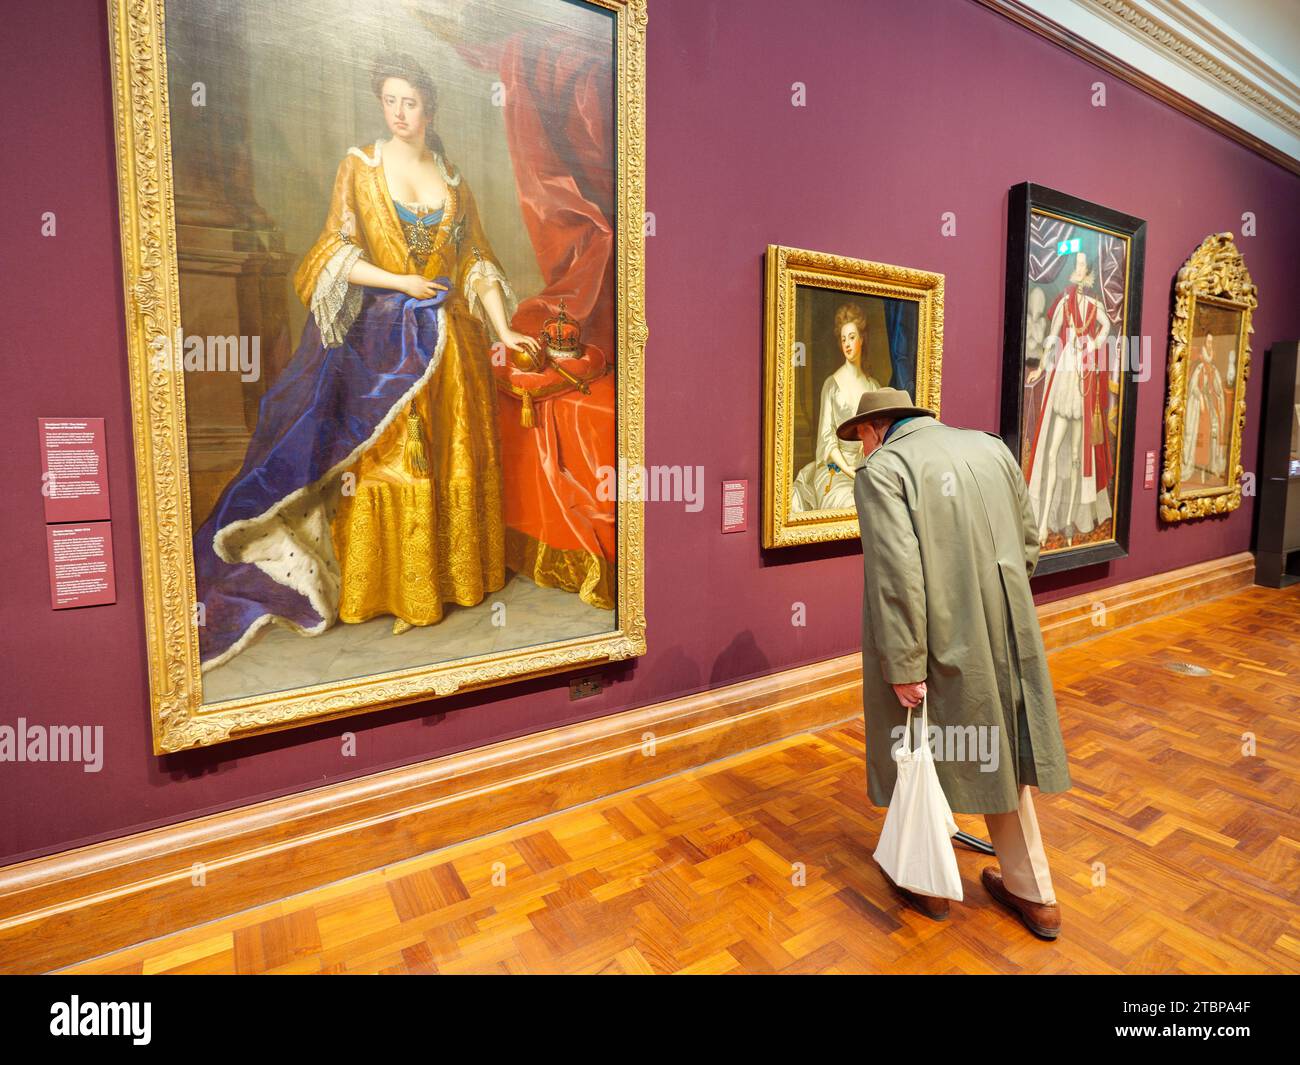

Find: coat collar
884;414;938;446
857;415;939;469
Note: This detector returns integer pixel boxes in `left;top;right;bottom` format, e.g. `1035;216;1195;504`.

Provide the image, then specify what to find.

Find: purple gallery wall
2;0;1299;866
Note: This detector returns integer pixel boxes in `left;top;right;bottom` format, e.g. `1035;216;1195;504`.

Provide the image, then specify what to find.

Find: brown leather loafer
874;859;950;921
981;867;1060;939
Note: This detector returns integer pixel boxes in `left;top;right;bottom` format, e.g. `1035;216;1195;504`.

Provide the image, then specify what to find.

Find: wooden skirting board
972;0;1300;179
0;551;1255;973
1035;552;1255;651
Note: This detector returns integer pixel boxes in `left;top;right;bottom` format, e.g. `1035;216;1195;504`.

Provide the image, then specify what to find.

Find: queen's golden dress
293;140;509;628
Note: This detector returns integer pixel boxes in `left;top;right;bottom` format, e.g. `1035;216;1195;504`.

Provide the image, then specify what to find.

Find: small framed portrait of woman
762;245;944;548
1159;233;1257;522
999;183;1146;576
109;0;646;752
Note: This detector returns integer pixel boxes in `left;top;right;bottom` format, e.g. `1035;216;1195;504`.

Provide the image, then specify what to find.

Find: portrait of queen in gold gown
298;56;535;638
182;1;623;702
195;53;529;671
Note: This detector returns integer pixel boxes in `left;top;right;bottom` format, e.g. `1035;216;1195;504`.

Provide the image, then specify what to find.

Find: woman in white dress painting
790;302;881;513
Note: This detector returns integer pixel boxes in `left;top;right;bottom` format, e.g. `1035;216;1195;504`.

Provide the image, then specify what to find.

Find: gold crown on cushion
541;300;582;355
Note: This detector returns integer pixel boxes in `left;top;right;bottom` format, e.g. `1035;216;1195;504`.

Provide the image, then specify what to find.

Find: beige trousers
983;785;1056;905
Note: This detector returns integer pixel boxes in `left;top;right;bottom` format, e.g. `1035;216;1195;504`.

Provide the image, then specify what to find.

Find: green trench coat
854;416;1071;814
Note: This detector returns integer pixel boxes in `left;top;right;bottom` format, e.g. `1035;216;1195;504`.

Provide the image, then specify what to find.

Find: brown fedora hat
835;387;936;441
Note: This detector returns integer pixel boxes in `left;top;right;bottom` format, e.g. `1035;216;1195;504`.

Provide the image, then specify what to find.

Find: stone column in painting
167;10;294;528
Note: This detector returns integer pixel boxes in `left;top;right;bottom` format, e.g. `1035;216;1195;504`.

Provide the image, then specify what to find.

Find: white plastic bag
872;693;963;901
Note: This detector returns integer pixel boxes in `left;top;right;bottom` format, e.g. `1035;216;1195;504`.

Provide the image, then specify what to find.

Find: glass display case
1255;341;1300;587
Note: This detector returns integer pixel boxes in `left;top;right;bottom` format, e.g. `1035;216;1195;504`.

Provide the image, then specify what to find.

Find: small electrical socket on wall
570;673;604;700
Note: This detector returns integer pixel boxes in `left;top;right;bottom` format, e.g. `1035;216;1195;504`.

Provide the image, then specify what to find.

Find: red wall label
722;479;748;533
46;522;116;609
1144;449;1157;490
39;418;109;523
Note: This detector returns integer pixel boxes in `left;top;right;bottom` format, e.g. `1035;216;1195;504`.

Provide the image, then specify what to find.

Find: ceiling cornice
1093;0;1300;133
976;0;1300;174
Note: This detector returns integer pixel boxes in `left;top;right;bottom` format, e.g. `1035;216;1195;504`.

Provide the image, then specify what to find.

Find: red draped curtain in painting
456;27;618;611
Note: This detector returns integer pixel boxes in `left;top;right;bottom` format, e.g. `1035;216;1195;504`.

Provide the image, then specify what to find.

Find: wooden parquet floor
63;585;1300;974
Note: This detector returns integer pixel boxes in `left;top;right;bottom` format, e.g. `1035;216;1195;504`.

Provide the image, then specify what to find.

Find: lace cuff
310;244;364;348
465;258;518;341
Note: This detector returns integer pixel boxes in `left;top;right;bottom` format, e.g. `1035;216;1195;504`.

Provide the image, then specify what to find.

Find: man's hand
892;680;927;708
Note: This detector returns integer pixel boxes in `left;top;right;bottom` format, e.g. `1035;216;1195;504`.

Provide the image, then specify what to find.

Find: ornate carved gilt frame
762;245;944;549
1159;233;1256;523
108;0;647;753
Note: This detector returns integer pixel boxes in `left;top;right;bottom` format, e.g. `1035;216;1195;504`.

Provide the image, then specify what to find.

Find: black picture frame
1000;182;1146;576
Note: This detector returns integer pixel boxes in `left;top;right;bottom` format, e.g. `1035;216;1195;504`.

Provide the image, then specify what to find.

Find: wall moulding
977;0;1300;175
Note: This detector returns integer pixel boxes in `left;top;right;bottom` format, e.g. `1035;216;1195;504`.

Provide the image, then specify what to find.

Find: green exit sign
1056;237;1081;254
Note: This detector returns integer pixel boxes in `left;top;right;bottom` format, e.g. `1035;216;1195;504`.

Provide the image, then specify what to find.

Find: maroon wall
3;0;1298;866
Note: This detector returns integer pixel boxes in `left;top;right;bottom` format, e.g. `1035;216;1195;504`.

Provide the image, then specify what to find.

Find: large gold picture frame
762;245;943;548
108;0;647;753
1159;233;1256;523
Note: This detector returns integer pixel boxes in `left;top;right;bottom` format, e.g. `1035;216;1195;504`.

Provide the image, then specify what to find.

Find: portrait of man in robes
1013;210;1132;558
